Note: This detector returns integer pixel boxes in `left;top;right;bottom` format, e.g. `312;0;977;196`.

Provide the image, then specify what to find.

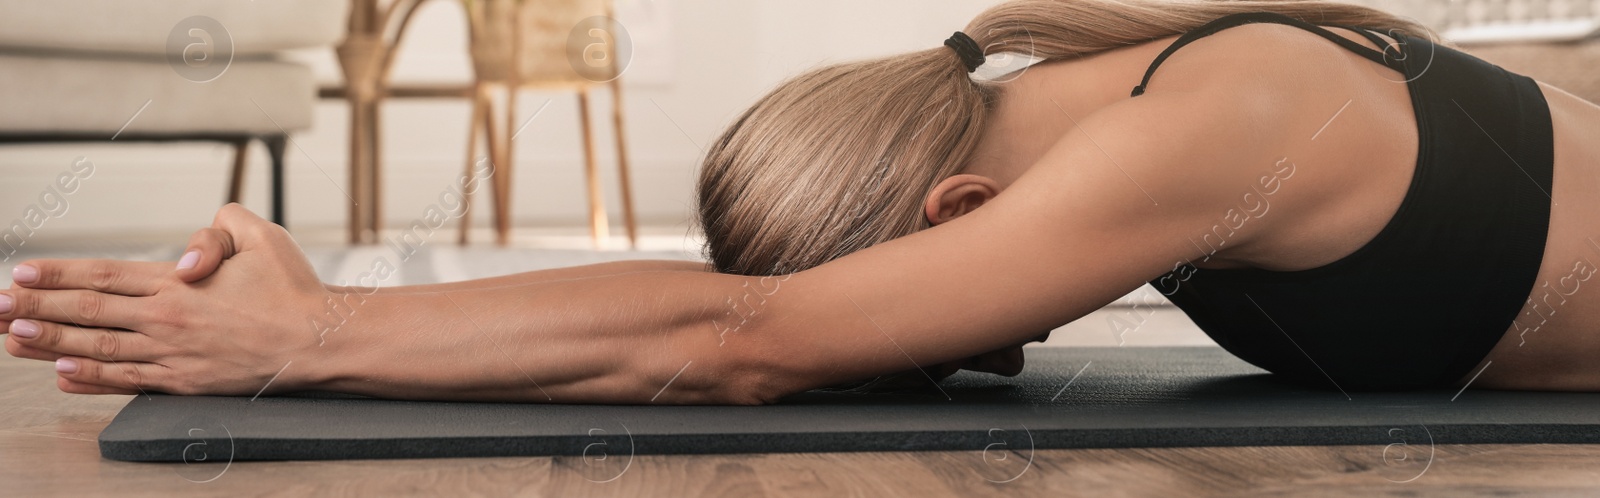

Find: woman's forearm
301;269;778;405
327;259;709;295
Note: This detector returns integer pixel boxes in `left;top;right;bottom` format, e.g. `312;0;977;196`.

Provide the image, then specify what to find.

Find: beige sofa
0;0;347;226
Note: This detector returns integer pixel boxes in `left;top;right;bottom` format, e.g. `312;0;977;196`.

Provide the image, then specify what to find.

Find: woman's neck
965;38;1176;189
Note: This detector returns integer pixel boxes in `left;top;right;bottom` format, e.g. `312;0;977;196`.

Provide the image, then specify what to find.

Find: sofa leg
227;138;250;204
263;135;288;227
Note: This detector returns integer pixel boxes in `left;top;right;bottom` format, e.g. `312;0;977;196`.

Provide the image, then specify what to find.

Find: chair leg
501;82;520;246
608;79;638;249
483;85;510;246
577;88;609;248
459;85;487;245
347;99;368;243
227;138;250;204
263;135;289;228
367;101;385;239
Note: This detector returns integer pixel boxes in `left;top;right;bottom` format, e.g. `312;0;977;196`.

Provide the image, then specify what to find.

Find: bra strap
1131;12;1407;97
1336;24;1408;66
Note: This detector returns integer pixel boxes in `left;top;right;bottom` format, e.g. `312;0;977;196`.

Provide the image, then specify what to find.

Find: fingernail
11;265;38;284
0;294;11;314
56;358;78;374
176;251;201;271
10;319;39;339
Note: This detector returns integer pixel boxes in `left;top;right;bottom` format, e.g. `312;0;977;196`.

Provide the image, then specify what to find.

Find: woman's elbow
701;341;802;406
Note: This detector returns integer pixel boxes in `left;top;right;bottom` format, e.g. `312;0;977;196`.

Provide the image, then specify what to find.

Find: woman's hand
3;204;334;395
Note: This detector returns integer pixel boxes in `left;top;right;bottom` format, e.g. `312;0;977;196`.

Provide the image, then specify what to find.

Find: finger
9;319;159;362
57;377;141;396
212;203;315;275
175;227;238;284
11;259;171;296
213;203;286;248
54;356;171;394
6;335;65;362
0;289;150;329
967;347;1026;377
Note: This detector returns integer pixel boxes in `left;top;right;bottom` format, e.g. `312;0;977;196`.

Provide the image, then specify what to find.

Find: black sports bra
1139;13;1554;391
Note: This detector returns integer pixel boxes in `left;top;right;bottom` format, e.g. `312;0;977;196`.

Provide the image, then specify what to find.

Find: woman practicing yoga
4;0;1599;403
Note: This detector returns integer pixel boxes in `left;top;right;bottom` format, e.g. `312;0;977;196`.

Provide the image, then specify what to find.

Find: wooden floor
5;354;1600;496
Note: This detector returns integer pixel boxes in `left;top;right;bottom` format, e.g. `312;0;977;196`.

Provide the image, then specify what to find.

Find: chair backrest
465;0;617;86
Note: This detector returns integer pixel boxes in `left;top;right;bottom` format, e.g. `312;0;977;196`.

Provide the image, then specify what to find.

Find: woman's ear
923;174;1002;226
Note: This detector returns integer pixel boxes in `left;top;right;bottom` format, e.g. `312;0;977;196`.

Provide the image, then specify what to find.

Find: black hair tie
944;31;985;73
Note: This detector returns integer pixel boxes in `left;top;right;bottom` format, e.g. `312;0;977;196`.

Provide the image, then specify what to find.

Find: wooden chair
460;0;638;248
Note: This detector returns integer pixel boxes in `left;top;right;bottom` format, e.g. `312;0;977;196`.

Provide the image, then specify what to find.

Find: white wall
0;0;1007;242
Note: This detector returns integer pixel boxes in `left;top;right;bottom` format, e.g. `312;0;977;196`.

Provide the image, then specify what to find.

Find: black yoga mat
99;347;1600;462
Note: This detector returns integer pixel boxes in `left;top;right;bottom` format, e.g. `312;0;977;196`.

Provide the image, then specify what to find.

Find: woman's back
982;15;1600;391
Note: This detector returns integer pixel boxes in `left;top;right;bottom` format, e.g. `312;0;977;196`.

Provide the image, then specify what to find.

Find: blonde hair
696;0;1430;276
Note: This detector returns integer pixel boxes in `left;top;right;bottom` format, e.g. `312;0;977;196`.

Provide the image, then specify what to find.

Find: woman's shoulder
1040;21;1415;271
1018;44;1367;265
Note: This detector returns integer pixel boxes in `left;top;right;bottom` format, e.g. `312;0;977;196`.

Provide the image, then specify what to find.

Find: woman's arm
314;271;771;403
4;75;1299;404
0;206;767;402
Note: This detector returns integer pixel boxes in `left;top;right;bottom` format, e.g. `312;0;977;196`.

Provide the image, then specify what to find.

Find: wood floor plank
749;452;960;497
1243;443;1600;497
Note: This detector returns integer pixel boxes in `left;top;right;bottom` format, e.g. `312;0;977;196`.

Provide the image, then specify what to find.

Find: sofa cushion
0;0;346;57
0;52;313;135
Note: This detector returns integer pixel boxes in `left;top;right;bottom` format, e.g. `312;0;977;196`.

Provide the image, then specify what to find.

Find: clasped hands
3;204;336;396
